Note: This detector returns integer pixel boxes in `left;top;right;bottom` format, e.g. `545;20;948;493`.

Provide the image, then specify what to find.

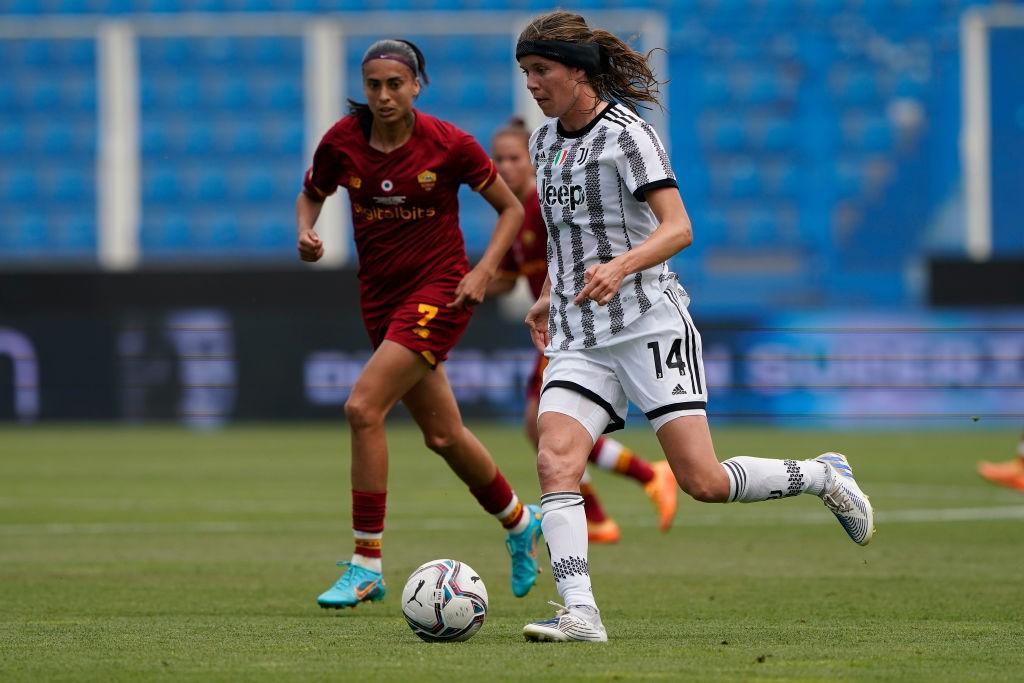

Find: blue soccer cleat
317;561;386;609
815;452;875;546
506;504;543;598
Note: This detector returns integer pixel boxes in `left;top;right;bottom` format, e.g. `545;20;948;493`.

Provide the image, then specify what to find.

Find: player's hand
525;295;551;352
448;267;488;309
575;259;627;306
298;229;324;262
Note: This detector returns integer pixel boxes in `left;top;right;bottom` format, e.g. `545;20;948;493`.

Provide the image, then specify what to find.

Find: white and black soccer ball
401;559;488;642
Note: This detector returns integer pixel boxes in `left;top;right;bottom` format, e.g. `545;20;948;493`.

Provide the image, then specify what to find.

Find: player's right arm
295;192;324;262
525;274;551;352
297;129;344;263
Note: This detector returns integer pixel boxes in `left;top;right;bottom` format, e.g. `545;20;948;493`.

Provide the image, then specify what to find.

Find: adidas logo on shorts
672;384;687;395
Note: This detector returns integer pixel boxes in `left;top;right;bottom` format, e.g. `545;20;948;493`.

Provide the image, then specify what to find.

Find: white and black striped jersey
528;102;681;351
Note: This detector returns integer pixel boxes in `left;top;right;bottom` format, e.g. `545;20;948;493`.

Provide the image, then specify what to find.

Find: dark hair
517;11;663;113
491;116;530;149
348;38;429;120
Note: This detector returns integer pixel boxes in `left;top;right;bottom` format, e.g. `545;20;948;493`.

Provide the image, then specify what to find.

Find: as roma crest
417;170;437;191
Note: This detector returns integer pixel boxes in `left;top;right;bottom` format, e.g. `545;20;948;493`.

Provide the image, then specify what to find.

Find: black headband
515;39;603;73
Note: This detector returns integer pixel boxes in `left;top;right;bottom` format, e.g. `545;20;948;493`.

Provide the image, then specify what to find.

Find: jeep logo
541;178;585;211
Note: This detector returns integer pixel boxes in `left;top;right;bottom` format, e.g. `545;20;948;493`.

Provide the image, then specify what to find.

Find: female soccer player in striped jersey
487;117;678;544
514;12;875;642
297;38;542;610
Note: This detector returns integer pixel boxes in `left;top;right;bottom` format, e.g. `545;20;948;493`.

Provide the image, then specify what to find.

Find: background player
513;11;875;642
487;117;677;544
977;433;1024;490
297;38;542;609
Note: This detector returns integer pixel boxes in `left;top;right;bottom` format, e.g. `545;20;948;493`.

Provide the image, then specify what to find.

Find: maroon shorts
526;352;549;401
364;277;472;368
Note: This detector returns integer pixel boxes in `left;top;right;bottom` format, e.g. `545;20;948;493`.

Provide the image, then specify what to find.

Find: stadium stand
0;0;993;307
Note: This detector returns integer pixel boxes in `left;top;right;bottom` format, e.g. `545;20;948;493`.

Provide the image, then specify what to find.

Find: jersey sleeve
613;121;678;202
302;133;344;200
453;130;498;192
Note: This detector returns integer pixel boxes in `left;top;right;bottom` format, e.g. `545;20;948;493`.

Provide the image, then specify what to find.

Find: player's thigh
538;349;628;442
401;363;465;441
348;339;432;420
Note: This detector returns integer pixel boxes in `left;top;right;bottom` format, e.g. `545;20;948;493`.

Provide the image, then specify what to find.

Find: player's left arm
449;175;525;308
575;187;692;306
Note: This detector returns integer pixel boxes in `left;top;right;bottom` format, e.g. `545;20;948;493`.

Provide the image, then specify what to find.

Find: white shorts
538;285;708;439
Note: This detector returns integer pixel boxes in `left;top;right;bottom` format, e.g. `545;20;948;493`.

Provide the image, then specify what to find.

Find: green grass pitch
2;424;1023;681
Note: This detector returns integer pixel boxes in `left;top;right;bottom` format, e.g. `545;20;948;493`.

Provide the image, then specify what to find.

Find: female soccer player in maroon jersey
486;118;678;544
296;39;542;609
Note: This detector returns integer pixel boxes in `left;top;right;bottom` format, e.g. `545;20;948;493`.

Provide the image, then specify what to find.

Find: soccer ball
401;559;488;642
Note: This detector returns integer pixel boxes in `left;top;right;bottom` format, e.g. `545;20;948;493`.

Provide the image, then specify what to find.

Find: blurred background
0;0;1021;429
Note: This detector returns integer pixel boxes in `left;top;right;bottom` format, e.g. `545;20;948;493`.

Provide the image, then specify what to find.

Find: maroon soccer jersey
304;110;497;319
495;192;548;299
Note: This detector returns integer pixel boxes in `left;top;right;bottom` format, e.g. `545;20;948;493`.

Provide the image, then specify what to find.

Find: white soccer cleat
523;601;608;642
815;452;875;546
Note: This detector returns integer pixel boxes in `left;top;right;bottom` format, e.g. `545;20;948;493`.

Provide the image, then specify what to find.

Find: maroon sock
470;471;524;529
352;490;386;558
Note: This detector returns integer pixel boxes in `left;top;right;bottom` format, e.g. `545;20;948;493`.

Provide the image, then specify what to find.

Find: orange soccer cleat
587;518;621;544
977;458;1024;492
644;461;679;532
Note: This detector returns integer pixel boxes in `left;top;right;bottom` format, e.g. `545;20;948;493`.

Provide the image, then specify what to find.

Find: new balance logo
671;384;687;396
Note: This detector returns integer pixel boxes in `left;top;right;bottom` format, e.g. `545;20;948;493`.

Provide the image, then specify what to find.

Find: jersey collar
556;101;615;139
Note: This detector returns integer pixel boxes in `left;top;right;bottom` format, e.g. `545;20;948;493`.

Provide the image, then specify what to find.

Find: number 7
417;304;439;327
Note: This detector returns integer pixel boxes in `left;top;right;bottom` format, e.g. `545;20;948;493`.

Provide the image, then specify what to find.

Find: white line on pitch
2;506;1024;536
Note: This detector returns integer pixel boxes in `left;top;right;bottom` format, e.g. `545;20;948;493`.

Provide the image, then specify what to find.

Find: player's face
492;134;534;197
362;59;420;124
518;55;586;119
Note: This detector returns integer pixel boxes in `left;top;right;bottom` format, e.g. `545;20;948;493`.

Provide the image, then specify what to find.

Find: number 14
647;339;686;380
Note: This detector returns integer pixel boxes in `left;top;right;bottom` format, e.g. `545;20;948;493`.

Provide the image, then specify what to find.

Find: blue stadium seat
711;117;745;152
242;170;274;201
196;169;228;202
144;168;182;203
146;213;191;249
273;120;304;155
249;214;290;248
230;123;260;155
4;170;38;203
728;161;761;197
53;170;89;202
141;124;169;155
173;77;202;110
266;78;301;111
218;77;252;110
697;71;730;106
762;118;795;151
208;213;239;246
21;40;52;66
747;71;780;104
0;124;26;154
861;117;893;151
10;213;48;250
185;123;214;155
29;81;60;110
56;215;96;250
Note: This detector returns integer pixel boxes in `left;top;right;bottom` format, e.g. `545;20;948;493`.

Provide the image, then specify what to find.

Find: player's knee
536;445;582;489
343;395;384;431
422;429;459;455
681;472;729;503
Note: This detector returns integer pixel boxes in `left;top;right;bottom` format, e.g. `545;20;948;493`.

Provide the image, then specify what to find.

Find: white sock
721;457;828;503
540;491;597;611
591;439;624;471
497;496;531;535
351;530;382;573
